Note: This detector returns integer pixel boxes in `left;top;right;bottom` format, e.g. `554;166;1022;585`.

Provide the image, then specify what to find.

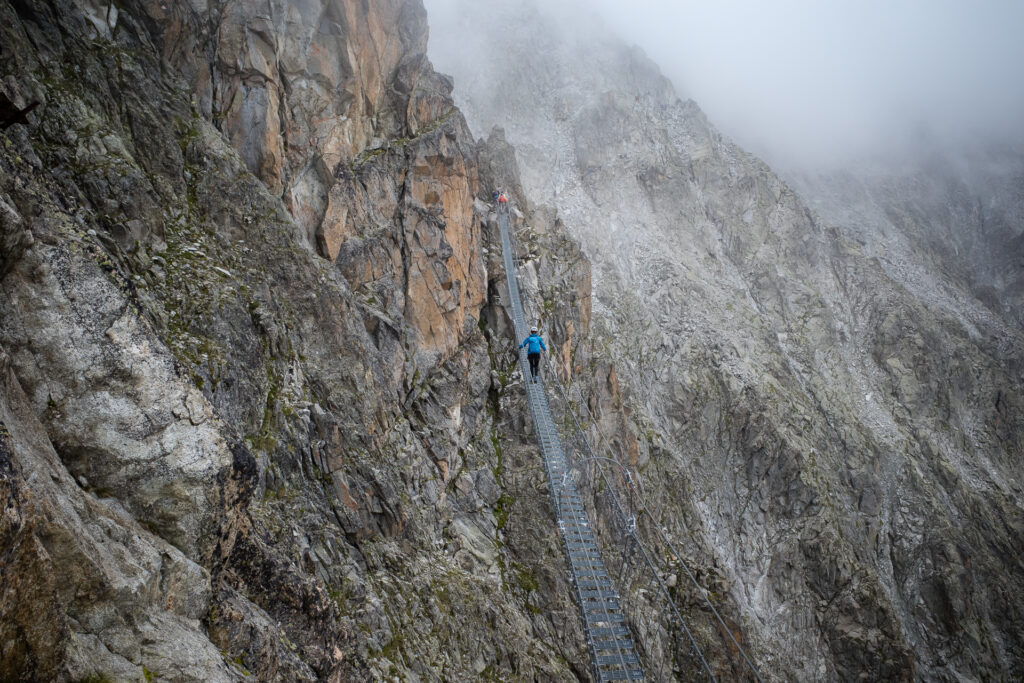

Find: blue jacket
520;334;546;354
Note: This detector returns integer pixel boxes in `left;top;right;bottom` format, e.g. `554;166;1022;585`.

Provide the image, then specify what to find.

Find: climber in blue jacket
519;326;546;382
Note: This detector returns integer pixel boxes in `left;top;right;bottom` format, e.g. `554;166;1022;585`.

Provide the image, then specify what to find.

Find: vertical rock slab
0;237;233;562
0;345;239;682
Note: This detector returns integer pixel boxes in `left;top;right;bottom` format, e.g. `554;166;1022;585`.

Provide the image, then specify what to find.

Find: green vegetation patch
494;493;514;531
75;675;114;683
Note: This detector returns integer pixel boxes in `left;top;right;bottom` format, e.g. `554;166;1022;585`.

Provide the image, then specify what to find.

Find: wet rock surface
0;345;239;682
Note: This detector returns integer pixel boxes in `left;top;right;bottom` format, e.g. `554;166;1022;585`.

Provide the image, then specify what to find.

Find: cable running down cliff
498;206;645;681
499;202;765;681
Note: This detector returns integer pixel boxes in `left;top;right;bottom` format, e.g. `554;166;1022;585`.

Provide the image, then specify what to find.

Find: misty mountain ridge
428;0;1024;679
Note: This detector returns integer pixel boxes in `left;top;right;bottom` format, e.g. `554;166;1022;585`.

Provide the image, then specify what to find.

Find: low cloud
588;0;1024;167
427;0;1024;169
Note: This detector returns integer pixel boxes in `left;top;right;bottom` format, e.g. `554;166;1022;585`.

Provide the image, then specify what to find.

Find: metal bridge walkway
497;208;644;682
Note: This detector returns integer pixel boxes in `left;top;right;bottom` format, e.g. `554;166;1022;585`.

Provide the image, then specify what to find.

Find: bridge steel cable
553;364;765;683
501;211;707;677
498;206;644;682
540;344;765;679
502;209;764;682
542;355;716;679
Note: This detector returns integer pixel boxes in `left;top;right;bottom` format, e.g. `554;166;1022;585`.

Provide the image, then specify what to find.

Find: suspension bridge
496;204;763;682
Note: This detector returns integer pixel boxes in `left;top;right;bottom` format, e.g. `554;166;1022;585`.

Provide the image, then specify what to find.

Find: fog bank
427;0;1024;169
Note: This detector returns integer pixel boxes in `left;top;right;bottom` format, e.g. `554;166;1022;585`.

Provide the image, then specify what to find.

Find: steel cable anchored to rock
499;205;763;681
499;206;644;681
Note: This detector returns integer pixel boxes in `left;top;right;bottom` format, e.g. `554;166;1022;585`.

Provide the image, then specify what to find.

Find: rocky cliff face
3;0;1022;680
427;1;1024;680
786;148;1024;330
0;1;604;680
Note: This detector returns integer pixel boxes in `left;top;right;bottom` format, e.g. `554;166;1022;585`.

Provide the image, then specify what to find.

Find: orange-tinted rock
138;0;487;365
203;0;432;246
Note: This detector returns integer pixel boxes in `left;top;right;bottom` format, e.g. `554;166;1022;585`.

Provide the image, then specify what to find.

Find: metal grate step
589;626;632;638
566;542;599;550
598;669;645;681
586;612;627;624
591;638;636;651
498;209;643;683
584;603;622;613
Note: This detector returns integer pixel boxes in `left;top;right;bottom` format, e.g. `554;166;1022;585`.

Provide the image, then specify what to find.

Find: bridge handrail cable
502;206;763;682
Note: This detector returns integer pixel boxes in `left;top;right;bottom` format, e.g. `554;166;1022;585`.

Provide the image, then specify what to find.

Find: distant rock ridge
785;152;1024;330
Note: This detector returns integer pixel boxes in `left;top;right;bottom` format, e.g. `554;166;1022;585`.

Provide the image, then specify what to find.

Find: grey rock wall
427;1;1024;679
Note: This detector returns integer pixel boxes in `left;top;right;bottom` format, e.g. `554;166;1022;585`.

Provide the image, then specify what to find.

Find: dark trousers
528;353;540;378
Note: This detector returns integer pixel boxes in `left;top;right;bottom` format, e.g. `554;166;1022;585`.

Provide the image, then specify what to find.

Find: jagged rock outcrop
428;1;1024;680
0;0;603;680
